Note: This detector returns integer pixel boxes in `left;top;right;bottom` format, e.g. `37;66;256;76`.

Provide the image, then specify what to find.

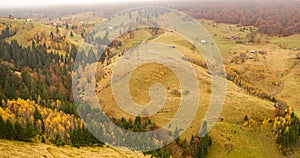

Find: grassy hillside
201;19;300;112
93;26;286;157
71;18;300;157
0;18;83;54
0;139;147;158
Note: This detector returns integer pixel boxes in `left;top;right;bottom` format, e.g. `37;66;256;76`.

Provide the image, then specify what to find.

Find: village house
200;40;207;44
107;26;114;31
49;21;56;26
8;15;16;20
169;45;175;48
225;35;241;40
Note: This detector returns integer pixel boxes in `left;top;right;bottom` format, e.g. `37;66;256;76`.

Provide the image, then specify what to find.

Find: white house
200;40;207;44
107;26;114;31
169;45;175;48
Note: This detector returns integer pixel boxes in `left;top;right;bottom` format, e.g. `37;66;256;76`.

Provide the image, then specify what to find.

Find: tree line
0;115;35;141
175;0;300;36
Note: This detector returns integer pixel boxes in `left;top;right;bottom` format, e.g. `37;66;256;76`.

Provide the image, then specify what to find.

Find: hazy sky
0;0;158;8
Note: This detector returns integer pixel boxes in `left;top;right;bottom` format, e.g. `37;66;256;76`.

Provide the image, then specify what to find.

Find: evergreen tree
70;31;74;37
0;115;5;138
87;48;96;63
5;119;14;139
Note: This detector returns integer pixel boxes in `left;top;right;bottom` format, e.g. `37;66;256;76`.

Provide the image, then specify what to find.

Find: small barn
9;15;16;20
169;45;175;48
107;26;114;31
200;40;207;44
208;71;214;75
49;21;56;26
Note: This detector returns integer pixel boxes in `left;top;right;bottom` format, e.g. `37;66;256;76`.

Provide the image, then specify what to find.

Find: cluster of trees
109;115;163;151
187;134;212;158
244;65;280;87
182;57;207;69
0;24;18;39
0;115;35;141
70;126;104;148
0;40;77;115
116;115;156;132
0;98;109;148
272;106;300;155
226;66;275;101
30;30;70;51
144;132;212;158
143;148;170;158
176;0;300;36
114;115;212;158
0;99;82;144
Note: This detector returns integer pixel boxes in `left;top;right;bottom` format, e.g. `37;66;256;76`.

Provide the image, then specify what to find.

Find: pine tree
87;48;96;63
70;31;74;37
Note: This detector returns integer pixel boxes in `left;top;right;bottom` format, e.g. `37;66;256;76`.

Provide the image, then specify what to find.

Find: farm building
9;15;16;20
107;26;114;31
208;71;214;75
49;21;56;26
200;40;207;44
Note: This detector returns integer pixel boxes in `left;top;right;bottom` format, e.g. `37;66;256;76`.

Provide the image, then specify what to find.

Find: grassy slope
96;27;284;157
202;19;300;111
0;18;83;54
0;18;52;48
270;34;300;50
200;21;299;157
0;139;148;158
149;32;284;158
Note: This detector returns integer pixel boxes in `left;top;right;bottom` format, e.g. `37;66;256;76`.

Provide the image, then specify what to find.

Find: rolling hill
0;15;299;157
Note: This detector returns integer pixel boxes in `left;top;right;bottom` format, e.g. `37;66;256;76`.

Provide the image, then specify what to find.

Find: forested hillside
0;39;77;115
0;37;105;147
176;0;300;36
